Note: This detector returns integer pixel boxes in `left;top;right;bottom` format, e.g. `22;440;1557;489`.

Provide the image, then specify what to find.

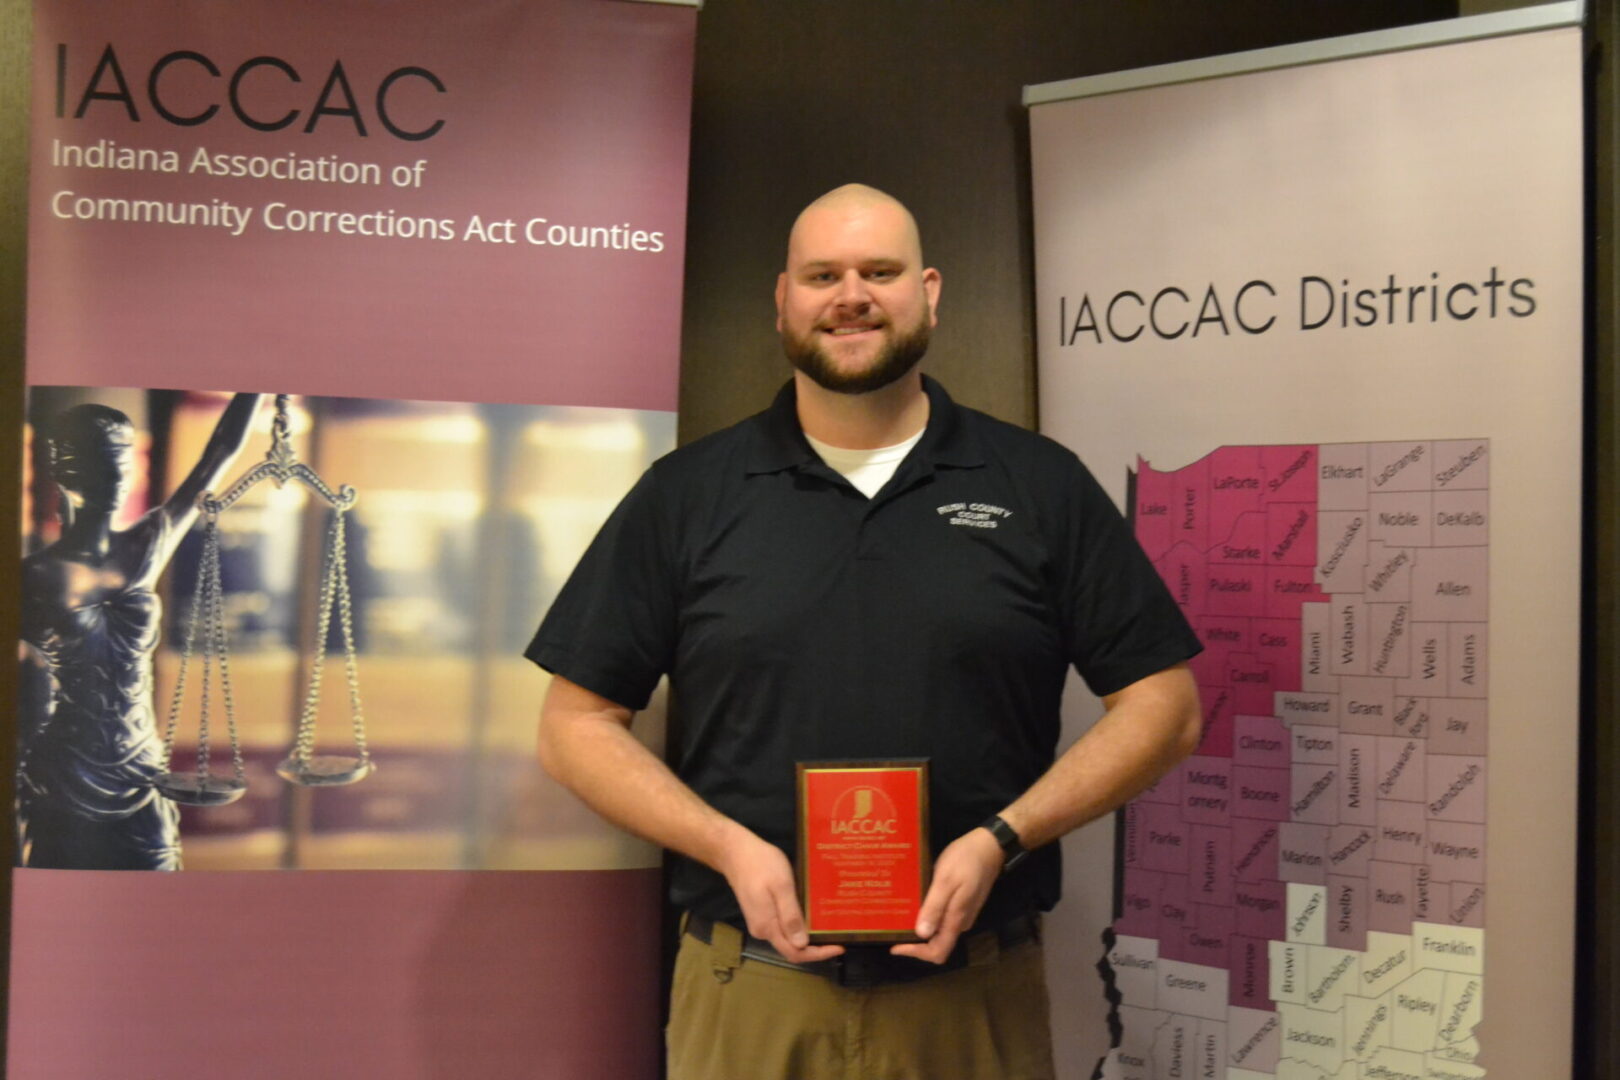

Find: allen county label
1105;441;1488;1080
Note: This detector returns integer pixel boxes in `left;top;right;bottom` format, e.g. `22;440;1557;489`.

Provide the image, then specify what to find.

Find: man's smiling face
775;191;941;395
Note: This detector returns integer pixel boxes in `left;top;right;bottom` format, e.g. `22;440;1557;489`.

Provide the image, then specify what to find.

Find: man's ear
774;272;787;332
923;267;941;327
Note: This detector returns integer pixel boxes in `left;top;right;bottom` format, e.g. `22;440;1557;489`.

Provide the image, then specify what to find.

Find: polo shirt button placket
857;465;931;561
855;514;882;562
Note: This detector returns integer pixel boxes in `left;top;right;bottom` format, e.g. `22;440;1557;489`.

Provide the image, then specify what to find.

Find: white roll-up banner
1029;7;1581;1079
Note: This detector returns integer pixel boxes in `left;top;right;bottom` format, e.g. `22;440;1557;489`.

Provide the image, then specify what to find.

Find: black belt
684;912;1040;989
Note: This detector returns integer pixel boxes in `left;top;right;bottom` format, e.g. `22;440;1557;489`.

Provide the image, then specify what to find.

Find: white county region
1106;440;1488;1078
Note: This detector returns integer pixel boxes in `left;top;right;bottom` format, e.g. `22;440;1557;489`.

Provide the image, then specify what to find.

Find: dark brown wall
1583;2;1619;1076
678;0;1458;444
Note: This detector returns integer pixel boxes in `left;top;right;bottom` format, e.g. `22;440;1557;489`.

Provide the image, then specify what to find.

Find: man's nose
833;269;871;308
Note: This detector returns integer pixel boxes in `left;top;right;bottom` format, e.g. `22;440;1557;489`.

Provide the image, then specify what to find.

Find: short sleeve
1058;458;1203;697
524;467;679;711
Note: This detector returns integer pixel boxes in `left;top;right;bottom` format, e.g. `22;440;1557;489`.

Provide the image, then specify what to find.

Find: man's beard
782;315;931;394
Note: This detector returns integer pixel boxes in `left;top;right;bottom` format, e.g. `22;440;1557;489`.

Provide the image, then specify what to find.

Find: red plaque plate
796;759;930;944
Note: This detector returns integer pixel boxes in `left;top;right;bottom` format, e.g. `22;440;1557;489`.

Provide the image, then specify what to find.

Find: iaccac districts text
1058;268;1537;348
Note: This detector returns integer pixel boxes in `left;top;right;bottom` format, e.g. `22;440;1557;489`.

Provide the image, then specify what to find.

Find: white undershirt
804;429;924;499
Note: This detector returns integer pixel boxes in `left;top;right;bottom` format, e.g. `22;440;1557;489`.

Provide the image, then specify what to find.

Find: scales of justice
156;394;374;807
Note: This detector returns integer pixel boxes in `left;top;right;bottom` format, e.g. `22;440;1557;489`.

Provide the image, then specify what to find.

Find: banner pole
1025;0;1584;105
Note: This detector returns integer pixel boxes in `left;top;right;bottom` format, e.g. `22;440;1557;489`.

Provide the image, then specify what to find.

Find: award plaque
796;759;930;944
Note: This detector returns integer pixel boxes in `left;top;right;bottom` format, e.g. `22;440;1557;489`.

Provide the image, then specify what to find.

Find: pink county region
1133;446;1319;761
1123;445;1322;1011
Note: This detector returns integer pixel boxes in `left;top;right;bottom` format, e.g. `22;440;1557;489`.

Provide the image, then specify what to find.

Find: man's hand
540;677;841;965
890;826;1003;964
717;825;845;965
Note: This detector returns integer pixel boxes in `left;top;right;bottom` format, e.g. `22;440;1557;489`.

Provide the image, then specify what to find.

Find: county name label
1106;440;1488;1080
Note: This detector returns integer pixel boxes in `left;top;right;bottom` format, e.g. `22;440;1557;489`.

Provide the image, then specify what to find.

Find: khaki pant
667;922;1056;1080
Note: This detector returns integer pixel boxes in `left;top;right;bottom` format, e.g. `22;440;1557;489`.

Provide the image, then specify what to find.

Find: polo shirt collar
745;374;985;476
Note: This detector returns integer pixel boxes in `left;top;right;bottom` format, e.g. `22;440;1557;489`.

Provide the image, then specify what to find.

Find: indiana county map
1102;441;1488;1080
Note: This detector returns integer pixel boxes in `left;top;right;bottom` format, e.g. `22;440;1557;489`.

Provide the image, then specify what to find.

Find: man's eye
866;269;897;281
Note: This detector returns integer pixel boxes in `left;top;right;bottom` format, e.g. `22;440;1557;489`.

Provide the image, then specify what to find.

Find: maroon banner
14;1;695;1077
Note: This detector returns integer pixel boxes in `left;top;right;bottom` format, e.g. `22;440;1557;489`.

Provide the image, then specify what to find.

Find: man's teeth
830;327;869;335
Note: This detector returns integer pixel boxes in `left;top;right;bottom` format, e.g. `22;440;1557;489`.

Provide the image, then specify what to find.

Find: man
529;184;1202;1079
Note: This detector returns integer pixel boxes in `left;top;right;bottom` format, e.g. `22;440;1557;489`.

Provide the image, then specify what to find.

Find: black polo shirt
527;376;1201;930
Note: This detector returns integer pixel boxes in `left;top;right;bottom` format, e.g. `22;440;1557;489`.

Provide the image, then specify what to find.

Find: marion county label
1103;441;1489;1080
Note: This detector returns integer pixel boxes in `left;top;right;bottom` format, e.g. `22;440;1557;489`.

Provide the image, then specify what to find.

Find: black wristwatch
981;814;1029;875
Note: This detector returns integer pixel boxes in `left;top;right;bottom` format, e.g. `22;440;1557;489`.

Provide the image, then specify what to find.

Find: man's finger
763;877;845;963
780;941;846;964
912;875;955;940
891;878;963;963
925;886;980;959
738;889;782;946
891;914;962;963
766;911;846;964
770;878;810;950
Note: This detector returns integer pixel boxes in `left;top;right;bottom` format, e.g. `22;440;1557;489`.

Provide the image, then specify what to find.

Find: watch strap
982;814;1029;875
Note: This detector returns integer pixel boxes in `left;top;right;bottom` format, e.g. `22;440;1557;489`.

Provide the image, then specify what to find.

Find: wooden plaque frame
795;758;931;944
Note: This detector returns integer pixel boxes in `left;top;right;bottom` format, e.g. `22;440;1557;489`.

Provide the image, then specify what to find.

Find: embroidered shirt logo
937;502;1012;529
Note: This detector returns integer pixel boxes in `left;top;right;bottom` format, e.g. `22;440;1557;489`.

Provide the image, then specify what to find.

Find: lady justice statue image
17;392;264;870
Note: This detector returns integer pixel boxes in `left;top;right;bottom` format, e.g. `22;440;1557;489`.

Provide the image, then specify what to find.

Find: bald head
786;184;924;271
775;183;941;396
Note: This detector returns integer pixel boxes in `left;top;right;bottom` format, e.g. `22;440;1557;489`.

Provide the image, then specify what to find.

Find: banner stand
1028;6;1584;1077
8;3;694;1076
